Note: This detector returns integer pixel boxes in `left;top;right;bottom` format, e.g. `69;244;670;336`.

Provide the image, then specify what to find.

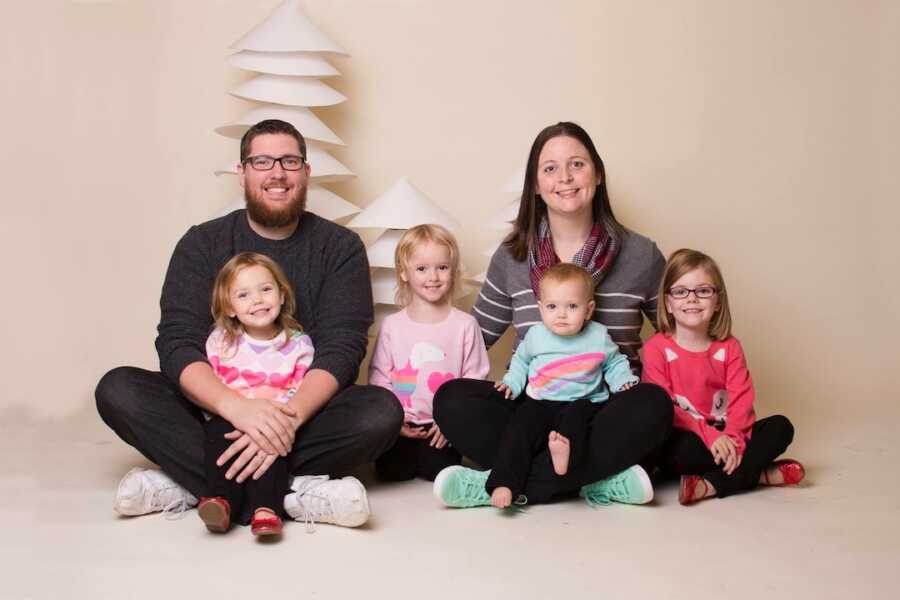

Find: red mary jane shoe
763;459;805;486
678;475;713;506
198;497;231;533
251;508;283;537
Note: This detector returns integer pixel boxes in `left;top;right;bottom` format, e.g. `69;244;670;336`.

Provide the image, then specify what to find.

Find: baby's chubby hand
494;381;514;400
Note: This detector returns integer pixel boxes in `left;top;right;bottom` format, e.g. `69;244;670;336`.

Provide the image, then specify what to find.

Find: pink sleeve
290;334;315;387
723;338;756;455
640;336;674;395
689;415;728;451
460;318;490;380
642;336;725;451
205;328;224;380
367;322;394;391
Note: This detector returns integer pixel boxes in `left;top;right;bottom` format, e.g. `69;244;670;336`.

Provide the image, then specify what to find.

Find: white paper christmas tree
214;0;359;222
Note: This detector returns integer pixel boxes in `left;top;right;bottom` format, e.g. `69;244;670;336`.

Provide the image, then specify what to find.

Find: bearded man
96;120;401;527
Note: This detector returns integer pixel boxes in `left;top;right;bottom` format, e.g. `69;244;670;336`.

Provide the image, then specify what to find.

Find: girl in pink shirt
369;225;490;481
198;252;314;537
642;249;804;504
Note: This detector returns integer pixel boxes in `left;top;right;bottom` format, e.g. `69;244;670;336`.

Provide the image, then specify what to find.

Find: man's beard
244;183;307;228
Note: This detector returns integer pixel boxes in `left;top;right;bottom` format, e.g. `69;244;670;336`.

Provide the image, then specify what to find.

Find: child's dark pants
203;415;289;524
658;415;795;497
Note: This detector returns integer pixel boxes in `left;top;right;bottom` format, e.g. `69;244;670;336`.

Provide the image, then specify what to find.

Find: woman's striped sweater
473;230;665;374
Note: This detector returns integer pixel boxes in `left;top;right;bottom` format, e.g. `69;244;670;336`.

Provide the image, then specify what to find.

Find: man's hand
179;361;297;456
221;396;297;457
212;368;338;482
217;430;277;483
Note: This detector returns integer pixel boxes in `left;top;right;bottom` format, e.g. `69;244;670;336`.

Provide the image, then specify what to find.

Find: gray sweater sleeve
472;248;515;349
304;229;373;388
639;243;666;330
155;226;216;385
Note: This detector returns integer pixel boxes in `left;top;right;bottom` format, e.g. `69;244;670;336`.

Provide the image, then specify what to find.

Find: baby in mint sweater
490;264;638;507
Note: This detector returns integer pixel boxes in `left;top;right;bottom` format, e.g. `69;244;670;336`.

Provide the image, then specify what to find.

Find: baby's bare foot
548;431;571;475
491;486;512;508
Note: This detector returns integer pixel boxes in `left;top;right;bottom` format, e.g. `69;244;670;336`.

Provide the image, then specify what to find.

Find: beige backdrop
1;0;897;425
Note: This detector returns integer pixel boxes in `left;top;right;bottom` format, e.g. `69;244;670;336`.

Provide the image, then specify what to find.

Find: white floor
8;409;898;600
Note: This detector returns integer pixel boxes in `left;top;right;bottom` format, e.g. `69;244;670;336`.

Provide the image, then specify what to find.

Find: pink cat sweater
368;308;490;424
206;327;315;404
642;333;756;454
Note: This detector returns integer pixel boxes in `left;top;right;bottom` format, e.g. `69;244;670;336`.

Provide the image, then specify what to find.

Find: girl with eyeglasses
642;248;805;505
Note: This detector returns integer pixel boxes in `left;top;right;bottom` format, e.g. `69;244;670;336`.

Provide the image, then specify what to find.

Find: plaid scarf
528;216;620;297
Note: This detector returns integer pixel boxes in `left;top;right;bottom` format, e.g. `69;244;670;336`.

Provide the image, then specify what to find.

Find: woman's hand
494;381;514;400
217;430;278;482
710;435;742;475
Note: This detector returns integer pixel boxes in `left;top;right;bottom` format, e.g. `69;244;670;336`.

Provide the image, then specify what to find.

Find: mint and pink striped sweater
502;322;638;402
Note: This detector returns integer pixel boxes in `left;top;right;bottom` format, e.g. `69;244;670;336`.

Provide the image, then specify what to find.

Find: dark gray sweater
155;210;373;389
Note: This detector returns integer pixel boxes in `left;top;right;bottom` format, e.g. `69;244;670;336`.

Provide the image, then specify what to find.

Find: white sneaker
283;475;370;529
114;467;198;518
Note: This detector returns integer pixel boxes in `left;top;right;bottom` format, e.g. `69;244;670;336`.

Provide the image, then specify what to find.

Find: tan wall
1;0;897;422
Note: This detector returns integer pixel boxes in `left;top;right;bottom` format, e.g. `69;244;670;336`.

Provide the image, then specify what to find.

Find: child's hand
710;435;742;475
400;421;430;439
617;380;637;392
494;381;514;400
425;423;449;449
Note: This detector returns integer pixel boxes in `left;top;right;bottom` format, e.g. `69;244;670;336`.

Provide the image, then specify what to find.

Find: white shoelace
161;490;193;520
289;475;331;533
300;490;337;533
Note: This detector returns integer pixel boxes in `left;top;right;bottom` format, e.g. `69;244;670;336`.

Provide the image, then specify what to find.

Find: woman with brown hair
433;122;673;508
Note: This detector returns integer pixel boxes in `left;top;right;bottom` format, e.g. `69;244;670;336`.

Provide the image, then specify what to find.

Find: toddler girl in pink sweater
368;224;489;481
642;249;804;504
199;252;314;536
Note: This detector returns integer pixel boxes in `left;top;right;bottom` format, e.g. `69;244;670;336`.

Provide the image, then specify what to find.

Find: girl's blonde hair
394;224;461;307
656;248;732;341
211;252;302;350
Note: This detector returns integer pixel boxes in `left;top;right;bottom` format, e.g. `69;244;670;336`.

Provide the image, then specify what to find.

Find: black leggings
375;434;462;482
487;397;596;498
434;379;673;504
203;415;289;524
657;415;795;498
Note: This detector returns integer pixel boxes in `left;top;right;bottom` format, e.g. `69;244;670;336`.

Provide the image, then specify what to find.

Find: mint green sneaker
433;466;492;508
579;465;654;507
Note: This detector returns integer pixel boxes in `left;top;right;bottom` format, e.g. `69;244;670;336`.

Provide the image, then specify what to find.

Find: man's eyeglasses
667;286;718;300
243;155;307;171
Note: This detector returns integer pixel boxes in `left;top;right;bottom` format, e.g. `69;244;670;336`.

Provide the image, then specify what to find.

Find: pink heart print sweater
206;327;315;404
